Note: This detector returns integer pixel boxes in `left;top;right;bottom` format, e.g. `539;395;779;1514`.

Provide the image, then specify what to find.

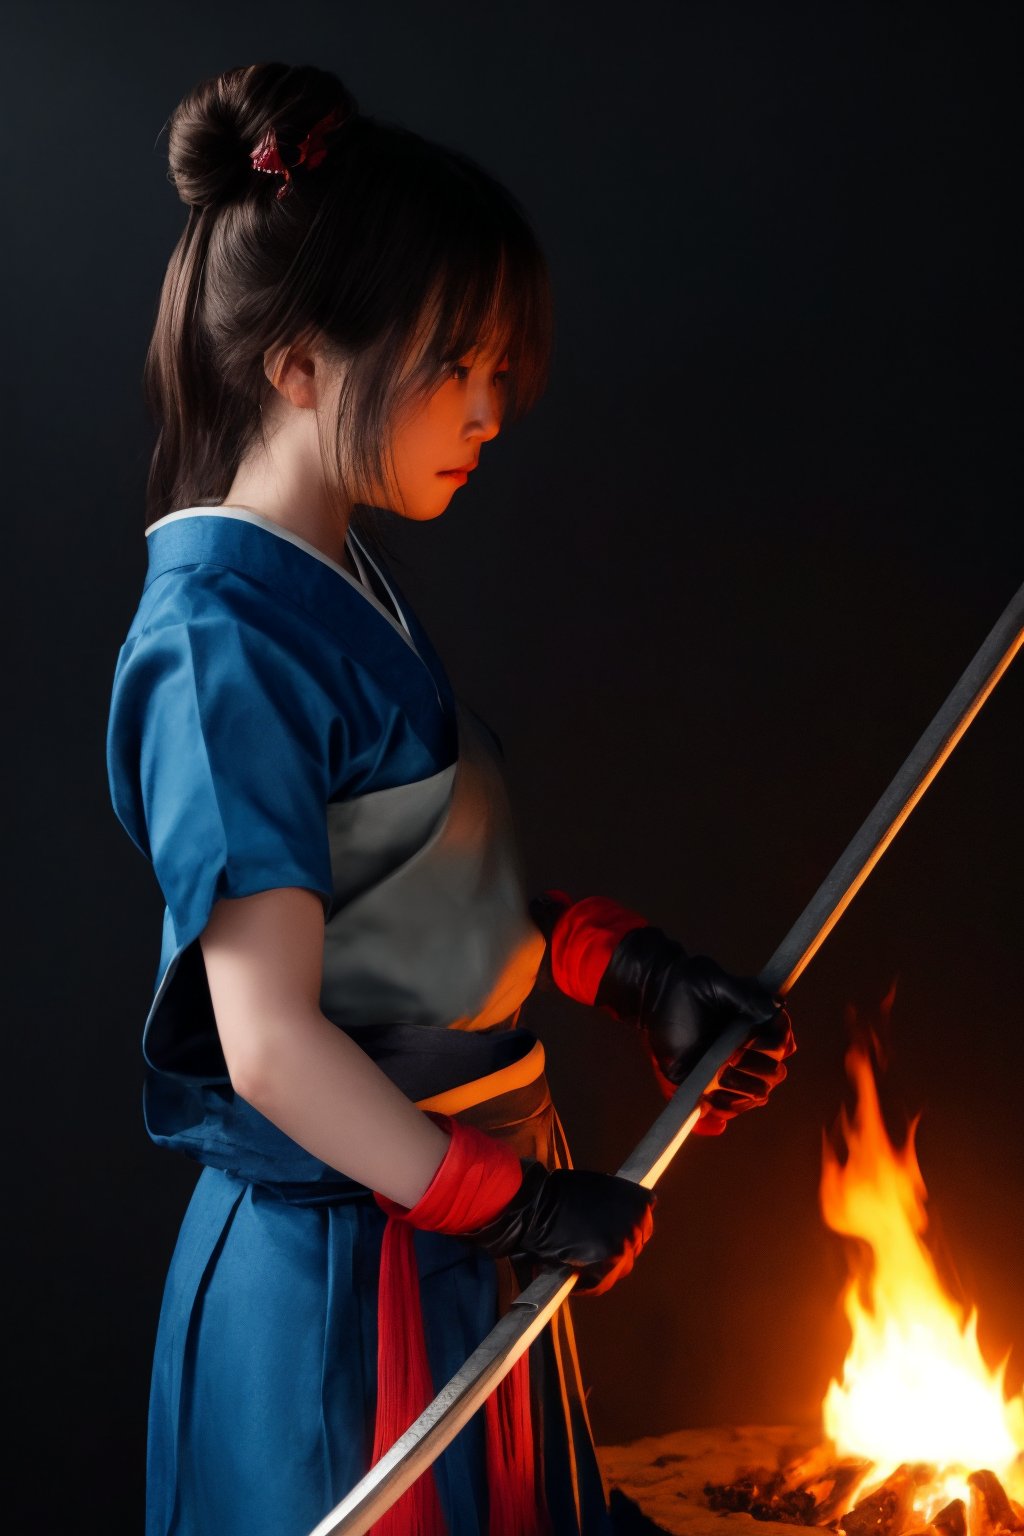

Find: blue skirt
146;1149;615;1534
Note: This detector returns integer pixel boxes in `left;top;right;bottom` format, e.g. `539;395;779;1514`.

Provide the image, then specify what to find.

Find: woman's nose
465;382;503;441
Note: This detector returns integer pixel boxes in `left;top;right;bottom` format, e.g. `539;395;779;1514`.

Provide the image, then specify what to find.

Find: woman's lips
437;468;470;482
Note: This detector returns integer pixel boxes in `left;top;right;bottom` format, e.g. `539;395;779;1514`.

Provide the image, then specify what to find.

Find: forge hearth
598;1425;822;1536
594;1022;1023;1536
596;1426;1024;1536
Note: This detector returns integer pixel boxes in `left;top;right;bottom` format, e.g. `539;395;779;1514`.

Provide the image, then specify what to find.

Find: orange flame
820;1024;1024;1518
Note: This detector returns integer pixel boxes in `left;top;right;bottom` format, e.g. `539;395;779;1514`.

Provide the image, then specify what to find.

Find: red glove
529;890;795;1135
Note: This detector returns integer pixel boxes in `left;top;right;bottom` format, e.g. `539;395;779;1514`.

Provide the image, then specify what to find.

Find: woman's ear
262;340;320;410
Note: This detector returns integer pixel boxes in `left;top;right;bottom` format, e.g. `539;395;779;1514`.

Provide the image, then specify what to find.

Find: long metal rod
308;578;1024;1536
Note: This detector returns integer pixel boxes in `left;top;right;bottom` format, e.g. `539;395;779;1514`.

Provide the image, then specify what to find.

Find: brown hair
144;61;554;551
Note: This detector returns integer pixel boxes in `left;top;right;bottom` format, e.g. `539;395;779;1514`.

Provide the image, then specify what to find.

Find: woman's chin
401;498;451;523
414;483;462;520
355;494;451;523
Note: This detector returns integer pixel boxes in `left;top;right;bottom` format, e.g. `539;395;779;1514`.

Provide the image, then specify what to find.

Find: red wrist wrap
368;1116;549;1536
373;1113;524;1231
547;891;650;1006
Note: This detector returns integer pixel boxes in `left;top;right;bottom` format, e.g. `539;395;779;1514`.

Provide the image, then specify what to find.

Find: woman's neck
218;491;358;578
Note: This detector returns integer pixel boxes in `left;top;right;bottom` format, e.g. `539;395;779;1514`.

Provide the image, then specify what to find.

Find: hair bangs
406;234;552;427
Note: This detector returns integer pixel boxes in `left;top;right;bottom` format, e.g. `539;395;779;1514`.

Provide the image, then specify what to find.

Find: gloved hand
375;1115;656;1296
529;890;795;1135
461;1158;656;1296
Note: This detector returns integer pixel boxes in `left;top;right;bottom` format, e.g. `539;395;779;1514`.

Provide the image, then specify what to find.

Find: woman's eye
448;363;511;385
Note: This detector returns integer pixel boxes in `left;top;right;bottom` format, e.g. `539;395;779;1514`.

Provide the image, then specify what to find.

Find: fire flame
820;1027;1024;1519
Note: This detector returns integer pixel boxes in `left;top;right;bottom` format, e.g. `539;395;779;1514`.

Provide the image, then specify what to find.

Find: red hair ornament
249;104;348;200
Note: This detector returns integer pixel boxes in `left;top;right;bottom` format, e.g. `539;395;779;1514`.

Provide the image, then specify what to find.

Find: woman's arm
202;885;659;1297
199;886;450;1208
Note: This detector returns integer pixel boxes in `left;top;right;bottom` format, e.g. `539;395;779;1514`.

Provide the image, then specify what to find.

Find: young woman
106;61;795;1536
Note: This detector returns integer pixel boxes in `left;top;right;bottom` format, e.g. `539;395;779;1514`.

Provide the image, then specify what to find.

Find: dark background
9;0;1022;1523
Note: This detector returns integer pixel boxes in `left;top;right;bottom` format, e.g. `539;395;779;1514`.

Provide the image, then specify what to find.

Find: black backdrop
9;2;1022;1525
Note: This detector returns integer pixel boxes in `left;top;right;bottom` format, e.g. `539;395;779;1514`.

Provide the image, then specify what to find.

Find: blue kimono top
105;505;615;1536
106;504;558;1171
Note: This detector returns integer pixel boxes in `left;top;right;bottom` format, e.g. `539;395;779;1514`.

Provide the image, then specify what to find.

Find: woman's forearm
237;1009;451;1207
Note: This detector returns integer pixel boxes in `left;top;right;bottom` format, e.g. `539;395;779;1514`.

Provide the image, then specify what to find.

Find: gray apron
320;694;548;1035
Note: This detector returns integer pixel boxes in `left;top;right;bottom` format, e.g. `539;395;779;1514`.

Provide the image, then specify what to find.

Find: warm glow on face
376;343;511;521
820;1037;1024;1520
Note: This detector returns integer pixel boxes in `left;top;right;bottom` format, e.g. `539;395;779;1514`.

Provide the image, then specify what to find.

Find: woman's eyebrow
467;331;510;361
471;346;511;367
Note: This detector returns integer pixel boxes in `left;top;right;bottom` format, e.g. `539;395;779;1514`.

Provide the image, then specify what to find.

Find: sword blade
310;576;1024;1536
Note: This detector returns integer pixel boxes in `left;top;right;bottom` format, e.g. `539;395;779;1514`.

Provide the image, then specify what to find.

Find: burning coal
706;1002;1023;1536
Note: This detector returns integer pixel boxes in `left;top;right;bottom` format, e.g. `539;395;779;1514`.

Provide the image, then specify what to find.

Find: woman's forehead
461;336;510;363
420;273;516;355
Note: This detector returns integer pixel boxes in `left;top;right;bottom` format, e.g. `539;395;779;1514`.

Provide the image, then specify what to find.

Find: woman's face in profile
379;342;511;521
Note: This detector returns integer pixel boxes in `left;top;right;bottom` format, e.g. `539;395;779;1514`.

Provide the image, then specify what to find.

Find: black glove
461;1157;657;1297
596;923;795;1133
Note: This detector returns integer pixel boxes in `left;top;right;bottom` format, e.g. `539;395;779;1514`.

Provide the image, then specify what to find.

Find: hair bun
165;62;357;211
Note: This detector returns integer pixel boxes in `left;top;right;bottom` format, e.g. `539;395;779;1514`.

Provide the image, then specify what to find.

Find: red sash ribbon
369;1113;550;1535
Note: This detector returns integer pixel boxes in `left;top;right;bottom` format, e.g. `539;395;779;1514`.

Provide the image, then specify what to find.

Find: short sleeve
107;614;335;953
